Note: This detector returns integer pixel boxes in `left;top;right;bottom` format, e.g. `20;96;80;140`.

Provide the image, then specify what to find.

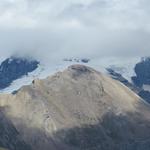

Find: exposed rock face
132;57;150;87
63;58;90;63
129;57;150;103
0;57;39;89
0;65;150;150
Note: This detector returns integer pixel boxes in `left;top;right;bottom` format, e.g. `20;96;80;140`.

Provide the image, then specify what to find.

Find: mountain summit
0;65;150;150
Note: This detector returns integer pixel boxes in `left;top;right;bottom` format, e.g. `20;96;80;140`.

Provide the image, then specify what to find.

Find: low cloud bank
0;0;150;62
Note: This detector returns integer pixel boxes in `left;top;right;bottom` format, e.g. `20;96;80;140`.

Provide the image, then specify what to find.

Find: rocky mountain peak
68;64;93;75
0;65;150;150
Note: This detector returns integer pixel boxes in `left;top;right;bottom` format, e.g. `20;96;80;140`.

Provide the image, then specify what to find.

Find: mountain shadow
55;112;150;150
0;108;32;150
1;109;150;150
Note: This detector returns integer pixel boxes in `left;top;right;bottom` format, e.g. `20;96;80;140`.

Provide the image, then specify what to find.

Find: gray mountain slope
0;65;150;150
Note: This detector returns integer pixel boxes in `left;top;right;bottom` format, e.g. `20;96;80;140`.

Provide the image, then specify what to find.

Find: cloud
0;0;150;62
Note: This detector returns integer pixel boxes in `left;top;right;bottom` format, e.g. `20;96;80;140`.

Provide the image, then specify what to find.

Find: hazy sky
0;0;150;61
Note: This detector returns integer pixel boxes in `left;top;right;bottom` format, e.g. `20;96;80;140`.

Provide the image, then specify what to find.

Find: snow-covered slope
0;58;89;93
104;57;141;82
0;56;141;94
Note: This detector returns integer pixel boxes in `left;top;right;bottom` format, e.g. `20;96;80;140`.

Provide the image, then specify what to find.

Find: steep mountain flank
0;65;150;150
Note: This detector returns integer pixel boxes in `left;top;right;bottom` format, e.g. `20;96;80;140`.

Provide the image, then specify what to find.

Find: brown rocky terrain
0;64;150;150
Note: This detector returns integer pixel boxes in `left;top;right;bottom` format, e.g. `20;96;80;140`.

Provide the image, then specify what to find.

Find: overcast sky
0;0;150;61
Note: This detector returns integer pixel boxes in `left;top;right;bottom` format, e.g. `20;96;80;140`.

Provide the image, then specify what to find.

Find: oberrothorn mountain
0;64;150;150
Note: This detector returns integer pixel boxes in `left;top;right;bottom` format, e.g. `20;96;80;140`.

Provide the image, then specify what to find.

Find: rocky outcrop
63;58;90;63
132;57;150;87
0;65;150;150
0;57;39;89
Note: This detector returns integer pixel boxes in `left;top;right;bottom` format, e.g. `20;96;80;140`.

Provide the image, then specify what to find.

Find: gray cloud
0;0;150;62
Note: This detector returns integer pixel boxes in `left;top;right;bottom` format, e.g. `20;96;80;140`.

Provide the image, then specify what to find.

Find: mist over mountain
0;1;150;150
0;0;150;61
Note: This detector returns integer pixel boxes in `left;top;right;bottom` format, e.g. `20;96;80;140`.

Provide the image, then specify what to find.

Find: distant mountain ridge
0;56;39;90
1;55;150;104
132;57;150;87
